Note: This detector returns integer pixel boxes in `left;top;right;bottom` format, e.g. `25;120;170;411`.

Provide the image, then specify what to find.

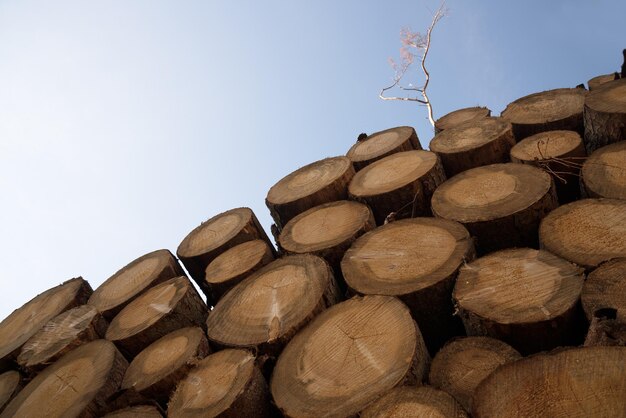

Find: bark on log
348;150;446;224
359;386;468;418
453;248;585;354
431;163;558;254
121;326;210;406
583;78;626;153
501;88;586;140
581;258;626;323
434;106;491;134
428;336;521;413
584;309;626;347
0;371;22;415
279;200;375;276
472;346;626;418
430;117;516;177
177;208;274;300
539;198;626;269
581;140;626;199
270;295;430;418
341;218;474;354
266;156;355;230
510;130;586;203
346;126;422;171
204;239;275;303
102;405;163;418
206;254;340;359
588;73;618;91
168;349;271;418
17;304;108;374
88;250;184;321
106;276;208;359
0;339;128;418
0;277;92;363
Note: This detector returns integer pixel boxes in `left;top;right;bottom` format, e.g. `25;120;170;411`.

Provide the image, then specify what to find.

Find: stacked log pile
0;76;625;417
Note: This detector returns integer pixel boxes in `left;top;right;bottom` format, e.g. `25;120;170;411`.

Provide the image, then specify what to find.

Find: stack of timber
1;72;626;417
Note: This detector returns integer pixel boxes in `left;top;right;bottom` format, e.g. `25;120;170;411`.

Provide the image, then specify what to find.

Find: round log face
582;141;626;199
434;106;491;133
0;340;127;418
539;199;626;268
0;277;91;362
581;258;626;323
583;78;626;153
0;371;21;413
588;73;617;91
346;126;421;168
472;346;626;418
359;386;468;418
510;130;584;162
271;295;425;418
103;405;163;418
585;78;626;114
205;240;272;285
206;254;337;350
430;117;512;154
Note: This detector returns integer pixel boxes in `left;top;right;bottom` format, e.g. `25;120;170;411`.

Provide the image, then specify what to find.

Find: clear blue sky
1;0;625;320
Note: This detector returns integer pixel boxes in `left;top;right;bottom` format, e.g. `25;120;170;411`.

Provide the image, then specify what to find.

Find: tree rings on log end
501;88;586;140
431;163;557;254
360;386;468;418
473;346;626;418
168;349;270;418
17;304;107;374
177;208;272;298
206;254;340;356
588;73;617;91
510;130;586;203
0;371;22;414
539;198;626;269
279;200;375;270
342;218;474;353
582;140;626;199
270;295;429;418
430;117;515;177
0;277;92;363
103;405;163;418
348;150;446;224
583;78;626;153
0;339;128;418
434;106;491;134
581;258;626;323
106;276;207;359
89;249;183;321
266;157;355;230
205;240;275;303
428;336;521;412
453;248;584;354
346;126;422;171
122;326;210;405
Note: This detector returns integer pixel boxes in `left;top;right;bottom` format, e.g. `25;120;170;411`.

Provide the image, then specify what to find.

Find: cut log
341;218;474;354
539;198;626;269
266;156;355;230
584;309;626;347
270;295;430;418
102;405;163;418
0;277;92;363
583;78;626;153
472;346;626;418
204;239;275;302
121;326;210;405
360;386;468;418
348;150;446;224
177;207;273;300
0;371;22;414
510;130;586;203
168;349;270;418
588;73;618;91
582;140;626;199
453;248;585;354
430;117;516;177
278;200;375;274
17;304;107;374
346;126;422;171
428;336;521;412
431;163;558;254
0;339;128;418
581;258;626;323
434;106;491;134
106;276;207;359
206;254;340;358
88;249;184;321
501;87;586;140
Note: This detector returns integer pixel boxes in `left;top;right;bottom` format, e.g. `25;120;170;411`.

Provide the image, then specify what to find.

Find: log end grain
581;258;626;323
0;371;22;414
346;126;422;170
434;106;491;134
588;73;618;91
583;78;626;153
102;405;164;418
582;140;626;199
359;386;469;418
